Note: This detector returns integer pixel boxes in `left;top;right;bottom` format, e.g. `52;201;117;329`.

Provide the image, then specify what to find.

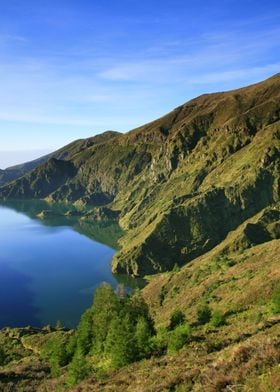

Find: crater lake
0;201;139;328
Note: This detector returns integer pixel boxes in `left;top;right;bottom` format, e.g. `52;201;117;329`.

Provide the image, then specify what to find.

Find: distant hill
0;131;121;187
0;74;279;276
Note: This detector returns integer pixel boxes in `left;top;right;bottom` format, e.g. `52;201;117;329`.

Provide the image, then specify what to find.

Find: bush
169;309;186;330
210;310;226;327
197;304;212;325
149;327;168;356
271;282;280;315
0;346;6;366
167;324;192;354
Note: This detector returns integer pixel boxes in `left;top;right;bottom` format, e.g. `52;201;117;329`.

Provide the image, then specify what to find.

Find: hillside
0;131;120;187
0;232;279;391
0;74;279;277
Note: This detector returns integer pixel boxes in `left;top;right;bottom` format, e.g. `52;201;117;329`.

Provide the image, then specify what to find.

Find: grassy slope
1;227;278;391
71;234;280;391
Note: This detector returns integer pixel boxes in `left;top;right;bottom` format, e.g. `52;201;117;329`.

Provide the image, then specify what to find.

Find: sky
0;0;280;168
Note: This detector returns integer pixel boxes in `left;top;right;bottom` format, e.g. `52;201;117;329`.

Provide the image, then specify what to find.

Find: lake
0;201;142;329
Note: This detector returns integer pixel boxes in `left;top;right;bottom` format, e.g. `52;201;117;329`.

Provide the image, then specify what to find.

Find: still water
0;201;138;328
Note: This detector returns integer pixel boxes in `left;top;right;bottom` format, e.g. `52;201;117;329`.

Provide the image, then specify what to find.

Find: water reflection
0;201;146;328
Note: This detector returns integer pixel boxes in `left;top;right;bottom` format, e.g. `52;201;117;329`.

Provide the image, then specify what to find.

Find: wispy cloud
0;8;279;140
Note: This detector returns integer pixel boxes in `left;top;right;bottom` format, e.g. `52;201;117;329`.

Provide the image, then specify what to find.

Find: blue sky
0;0;280;168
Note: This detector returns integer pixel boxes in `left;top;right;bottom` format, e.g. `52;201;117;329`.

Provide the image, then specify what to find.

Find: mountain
0;74;279;277
0;74;279;392
0;131;120;187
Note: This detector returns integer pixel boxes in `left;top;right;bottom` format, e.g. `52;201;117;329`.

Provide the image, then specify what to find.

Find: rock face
0;74;280;275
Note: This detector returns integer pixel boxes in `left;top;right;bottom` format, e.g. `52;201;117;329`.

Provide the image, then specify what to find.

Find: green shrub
149;327;168;356
0;346;6;366
210;310;226;327
168;309;186;330
167;324;192;354
271;282;280;314
197;304;212;325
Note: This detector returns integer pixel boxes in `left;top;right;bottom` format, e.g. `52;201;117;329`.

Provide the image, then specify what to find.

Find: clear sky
0;0;279;168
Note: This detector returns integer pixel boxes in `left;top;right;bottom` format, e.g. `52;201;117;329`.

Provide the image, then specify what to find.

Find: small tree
168;309;185;330
105;315;136;368
135;317;153;358
67;348;90;386
76;309;93;355
41;336;68;377
197;304;212;325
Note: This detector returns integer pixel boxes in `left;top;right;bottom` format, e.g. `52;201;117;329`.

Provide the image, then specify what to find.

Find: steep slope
0;131;120;187
0;74;279;276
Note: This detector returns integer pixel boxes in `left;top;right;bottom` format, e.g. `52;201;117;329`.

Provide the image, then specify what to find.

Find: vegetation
0;75;279;391
210;310;226;327
0;74;279;277
168;309;186;330
271;282;280;315
197;304;212;325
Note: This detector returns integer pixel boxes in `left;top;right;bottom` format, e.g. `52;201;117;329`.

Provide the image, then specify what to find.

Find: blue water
0;204;119;328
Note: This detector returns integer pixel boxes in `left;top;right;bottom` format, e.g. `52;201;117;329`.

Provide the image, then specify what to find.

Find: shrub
149;327;168;356
169;309;186;330
197;304;212;325
271;282;280;315
167;324;192;354
210;310;226;327
0;346;6;366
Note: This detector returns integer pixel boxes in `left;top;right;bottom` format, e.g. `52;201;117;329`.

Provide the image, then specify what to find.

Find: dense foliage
41;284;156;385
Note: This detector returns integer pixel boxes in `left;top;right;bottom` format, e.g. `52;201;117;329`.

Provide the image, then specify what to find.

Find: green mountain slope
0;131;120;187
0;74;279;276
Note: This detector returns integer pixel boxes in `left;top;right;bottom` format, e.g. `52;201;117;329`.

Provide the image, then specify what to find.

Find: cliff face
0;74;279;275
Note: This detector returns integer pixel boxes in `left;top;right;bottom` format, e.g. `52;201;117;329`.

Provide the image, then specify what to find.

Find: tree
135;317;153;358
67;348;90;386
91;283;120;353
41;335;68;377
127;290;155;333
105;315;136;368
76;309;93;355
168;309;185;330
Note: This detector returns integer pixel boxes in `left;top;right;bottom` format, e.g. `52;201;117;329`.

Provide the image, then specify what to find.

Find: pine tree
105;315;135;368
91;283;120;353
67;348;90;386
76;308;93;354
135;317;153;358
